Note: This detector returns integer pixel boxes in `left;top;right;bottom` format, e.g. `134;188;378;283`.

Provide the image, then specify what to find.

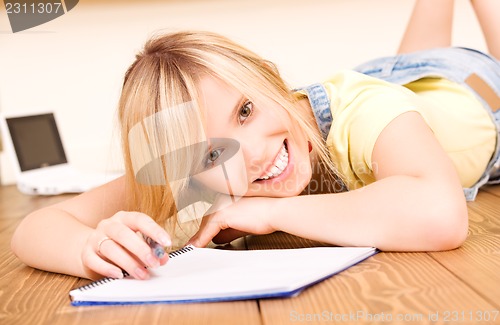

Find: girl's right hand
81;211;171;280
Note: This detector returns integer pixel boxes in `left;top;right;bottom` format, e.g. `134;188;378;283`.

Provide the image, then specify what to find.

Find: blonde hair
118;30;339;235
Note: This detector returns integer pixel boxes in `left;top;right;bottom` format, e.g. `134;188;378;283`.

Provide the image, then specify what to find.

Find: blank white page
70;245;377;304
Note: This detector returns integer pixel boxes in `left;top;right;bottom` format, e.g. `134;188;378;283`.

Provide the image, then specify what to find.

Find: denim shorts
353;47;500;201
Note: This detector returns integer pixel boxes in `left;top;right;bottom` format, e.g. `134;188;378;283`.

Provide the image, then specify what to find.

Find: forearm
272;175;468;251
11;208;96;279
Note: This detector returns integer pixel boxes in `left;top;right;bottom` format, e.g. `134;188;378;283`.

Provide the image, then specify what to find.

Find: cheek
191;148;249;197
291;158;313;190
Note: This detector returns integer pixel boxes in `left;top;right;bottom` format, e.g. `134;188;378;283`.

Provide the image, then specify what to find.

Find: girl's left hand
188;196;278;247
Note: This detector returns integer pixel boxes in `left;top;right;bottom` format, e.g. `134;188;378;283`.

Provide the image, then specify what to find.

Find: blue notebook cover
70;245;377;306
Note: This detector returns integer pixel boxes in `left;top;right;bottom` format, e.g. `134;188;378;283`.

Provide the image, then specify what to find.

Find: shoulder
323;71;426;188
323;70;416;98
322;70;422;124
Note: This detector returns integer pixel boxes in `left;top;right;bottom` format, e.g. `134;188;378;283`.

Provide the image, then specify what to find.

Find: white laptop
0;111;121;195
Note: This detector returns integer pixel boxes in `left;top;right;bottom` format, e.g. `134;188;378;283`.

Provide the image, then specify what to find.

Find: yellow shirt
321;70;496;190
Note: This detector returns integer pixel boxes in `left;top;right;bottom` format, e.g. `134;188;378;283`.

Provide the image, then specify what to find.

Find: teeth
275;159;287;170
257;143;289;181
270;166;280;176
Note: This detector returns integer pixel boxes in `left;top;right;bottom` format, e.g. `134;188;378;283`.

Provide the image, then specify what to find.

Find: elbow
425;196;469;251
11;223;22;259
10;211;36;261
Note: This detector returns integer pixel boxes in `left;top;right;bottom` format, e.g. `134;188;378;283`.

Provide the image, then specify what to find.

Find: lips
256;141;289;181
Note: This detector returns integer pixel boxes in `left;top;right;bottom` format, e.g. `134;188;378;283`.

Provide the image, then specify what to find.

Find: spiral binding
78;276;116;291
76;245;195;291
168;244;194;258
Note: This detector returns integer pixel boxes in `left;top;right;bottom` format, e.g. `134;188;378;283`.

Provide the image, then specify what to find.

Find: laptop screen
6;113;67;171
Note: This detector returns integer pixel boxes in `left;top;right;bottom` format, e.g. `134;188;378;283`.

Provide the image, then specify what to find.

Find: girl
11;0;500;281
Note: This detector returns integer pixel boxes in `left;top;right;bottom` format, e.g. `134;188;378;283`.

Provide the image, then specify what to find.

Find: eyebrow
230;96;247;124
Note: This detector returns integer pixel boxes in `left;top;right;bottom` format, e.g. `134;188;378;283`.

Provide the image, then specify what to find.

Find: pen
144;236;166;259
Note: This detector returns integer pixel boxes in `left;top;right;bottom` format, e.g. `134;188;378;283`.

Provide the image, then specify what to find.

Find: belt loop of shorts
465;73;500;112
379;57;399;78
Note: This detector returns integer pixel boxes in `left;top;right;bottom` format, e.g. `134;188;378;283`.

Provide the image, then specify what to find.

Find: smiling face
196;75;313;198
120;31;334;234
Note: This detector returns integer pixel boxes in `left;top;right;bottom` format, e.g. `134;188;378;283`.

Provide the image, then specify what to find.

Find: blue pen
144;236;166;259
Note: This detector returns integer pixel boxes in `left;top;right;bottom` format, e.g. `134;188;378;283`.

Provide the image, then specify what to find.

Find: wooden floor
0;185;499;324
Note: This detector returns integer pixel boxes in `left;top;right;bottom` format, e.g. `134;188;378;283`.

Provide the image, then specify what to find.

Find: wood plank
0;185;75;220
245;232;330;250
0;186;261;325
428;191;500;308
258;250;497;325
468;191;500;226
0;254;81;325
2;182;499;324
466;190;500;238
249;232;498;325
0;218;19;236
49;301;261;325
45;235;260;325
0;241;261;325
429;233;500;309
481;185;500;198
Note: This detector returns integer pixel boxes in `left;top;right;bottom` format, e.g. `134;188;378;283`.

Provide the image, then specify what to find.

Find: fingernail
135;267;148;279
146;253;160;268
109;269;123;279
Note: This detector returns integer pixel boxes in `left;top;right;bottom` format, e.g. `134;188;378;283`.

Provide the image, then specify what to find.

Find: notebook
69;245;378;306
0;111;120;195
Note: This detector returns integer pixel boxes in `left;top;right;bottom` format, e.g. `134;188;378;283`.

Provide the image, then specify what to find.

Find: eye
238;100;253;124
204;148;224;167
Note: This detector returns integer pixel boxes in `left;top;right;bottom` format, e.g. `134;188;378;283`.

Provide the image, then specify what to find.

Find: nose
236;135;269;180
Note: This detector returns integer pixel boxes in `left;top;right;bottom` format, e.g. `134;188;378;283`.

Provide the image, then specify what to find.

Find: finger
188;215;226;247
97;237;151;280
212;229;249;245
82;244;124;279
158;253;169;266
100;213;168;269
99;220;160;270
116;212;172;248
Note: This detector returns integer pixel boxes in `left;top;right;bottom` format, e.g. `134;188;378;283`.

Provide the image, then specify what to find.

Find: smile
257;141;289;181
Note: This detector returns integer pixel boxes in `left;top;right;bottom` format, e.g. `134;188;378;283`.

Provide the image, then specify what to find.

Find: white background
0;0;487;185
